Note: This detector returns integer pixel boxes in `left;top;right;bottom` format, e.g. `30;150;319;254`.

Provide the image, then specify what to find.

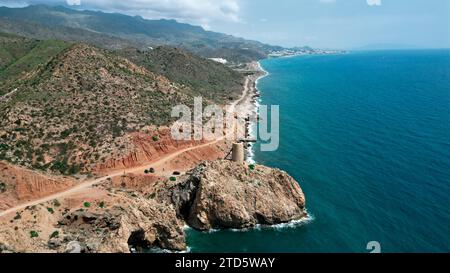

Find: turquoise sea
186;50;450;253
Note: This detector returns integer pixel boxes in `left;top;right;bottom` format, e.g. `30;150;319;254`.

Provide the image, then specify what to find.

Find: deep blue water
186;50;450;253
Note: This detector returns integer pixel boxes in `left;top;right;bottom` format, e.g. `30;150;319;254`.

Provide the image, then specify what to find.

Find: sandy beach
237;61;268;163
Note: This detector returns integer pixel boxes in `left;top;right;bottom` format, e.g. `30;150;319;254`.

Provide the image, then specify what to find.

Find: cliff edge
0;160;307;253
165;160;307;231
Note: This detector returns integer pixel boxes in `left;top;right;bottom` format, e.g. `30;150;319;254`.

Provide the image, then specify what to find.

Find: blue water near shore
186;50;450;252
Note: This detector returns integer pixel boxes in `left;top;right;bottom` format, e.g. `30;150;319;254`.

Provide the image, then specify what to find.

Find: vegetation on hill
0;32;38;70
0;17;142;50
0;42;197;175
117;46;244;103
0;4;253;176
0;5;283;63
0;34;71;95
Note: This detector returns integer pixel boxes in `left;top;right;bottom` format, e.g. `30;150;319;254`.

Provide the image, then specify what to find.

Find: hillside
0;32;38;71
0;17;141;50
0;32;244;102
0;5;283;63
0;34;71;95
117;46;244;102
0;42;196;175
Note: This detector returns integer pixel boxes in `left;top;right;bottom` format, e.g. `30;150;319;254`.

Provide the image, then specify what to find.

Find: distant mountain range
0;4;286;63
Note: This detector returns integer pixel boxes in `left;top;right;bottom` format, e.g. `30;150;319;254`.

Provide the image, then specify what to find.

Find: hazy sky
0;0;449;49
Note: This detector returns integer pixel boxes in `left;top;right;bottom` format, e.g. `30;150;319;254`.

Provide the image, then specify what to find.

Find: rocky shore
0;160;307;253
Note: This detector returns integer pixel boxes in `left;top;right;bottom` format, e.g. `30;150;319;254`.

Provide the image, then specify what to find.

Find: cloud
66;0;80;5
367;0;381;6
0;0;242;26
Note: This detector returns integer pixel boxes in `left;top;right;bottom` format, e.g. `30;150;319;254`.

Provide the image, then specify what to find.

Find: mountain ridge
0;4;284;63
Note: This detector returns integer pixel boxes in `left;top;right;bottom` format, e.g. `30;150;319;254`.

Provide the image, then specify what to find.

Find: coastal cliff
165;160;307;231
0;160;307;253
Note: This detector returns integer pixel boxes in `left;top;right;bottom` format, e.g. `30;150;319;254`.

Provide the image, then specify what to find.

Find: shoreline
241;61;269;163
0;60;309;254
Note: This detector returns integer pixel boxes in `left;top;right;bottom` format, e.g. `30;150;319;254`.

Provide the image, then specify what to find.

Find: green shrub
51;161;69;174
152;136;159;142
30;230;39;238
83;202;91;208
249;164;255;171
13;212;21;220
169;176;177;182
53;199;61;207
60;128;73;138
50;231;59;239
68;164;81;175
47;207;54;214
98;201;105;208
0;143;8;151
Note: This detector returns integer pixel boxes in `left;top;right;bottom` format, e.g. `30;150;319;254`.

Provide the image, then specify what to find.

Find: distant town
210;48;346;65
268;48;346;58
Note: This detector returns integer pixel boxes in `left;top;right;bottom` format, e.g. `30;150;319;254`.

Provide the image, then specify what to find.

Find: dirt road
0;77;251;217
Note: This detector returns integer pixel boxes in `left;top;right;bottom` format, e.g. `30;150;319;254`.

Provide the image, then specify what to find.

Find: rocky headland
0;160;306;253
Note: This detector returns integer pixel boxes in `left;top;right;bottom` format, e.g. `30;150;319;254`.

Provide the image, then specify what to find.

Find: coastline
241;61;269;164
0;58;311;254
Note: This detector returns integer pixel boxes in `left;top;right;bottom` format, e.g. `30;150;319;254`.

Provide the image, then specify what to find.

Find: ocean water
186;50;450;253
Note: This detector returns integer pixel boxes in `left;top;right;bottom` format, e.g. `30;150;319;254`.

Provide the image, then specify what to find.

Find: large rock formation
58;199;187;252
0;188;187;253
165;160;307;231
0;160;307;253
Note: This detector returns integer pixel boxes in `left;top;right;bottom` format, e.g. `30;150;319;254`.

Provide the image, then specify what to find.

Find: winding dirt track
0;78;250;218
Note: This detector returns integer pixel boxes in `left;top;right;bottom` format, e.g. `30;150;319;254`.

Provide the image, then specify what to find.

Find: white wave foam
229;212;315;232
190;212;314;235
256;61;270;84
147;246;192;253
246;120;258;164
246;62;269;164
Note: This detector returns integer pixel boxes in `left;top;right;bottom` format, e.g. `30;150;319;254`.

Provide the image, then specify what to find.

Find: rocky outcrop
0;189;186;253
0;242;15;253
164;160;307;231
0;160;307;253
57;199;186;253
